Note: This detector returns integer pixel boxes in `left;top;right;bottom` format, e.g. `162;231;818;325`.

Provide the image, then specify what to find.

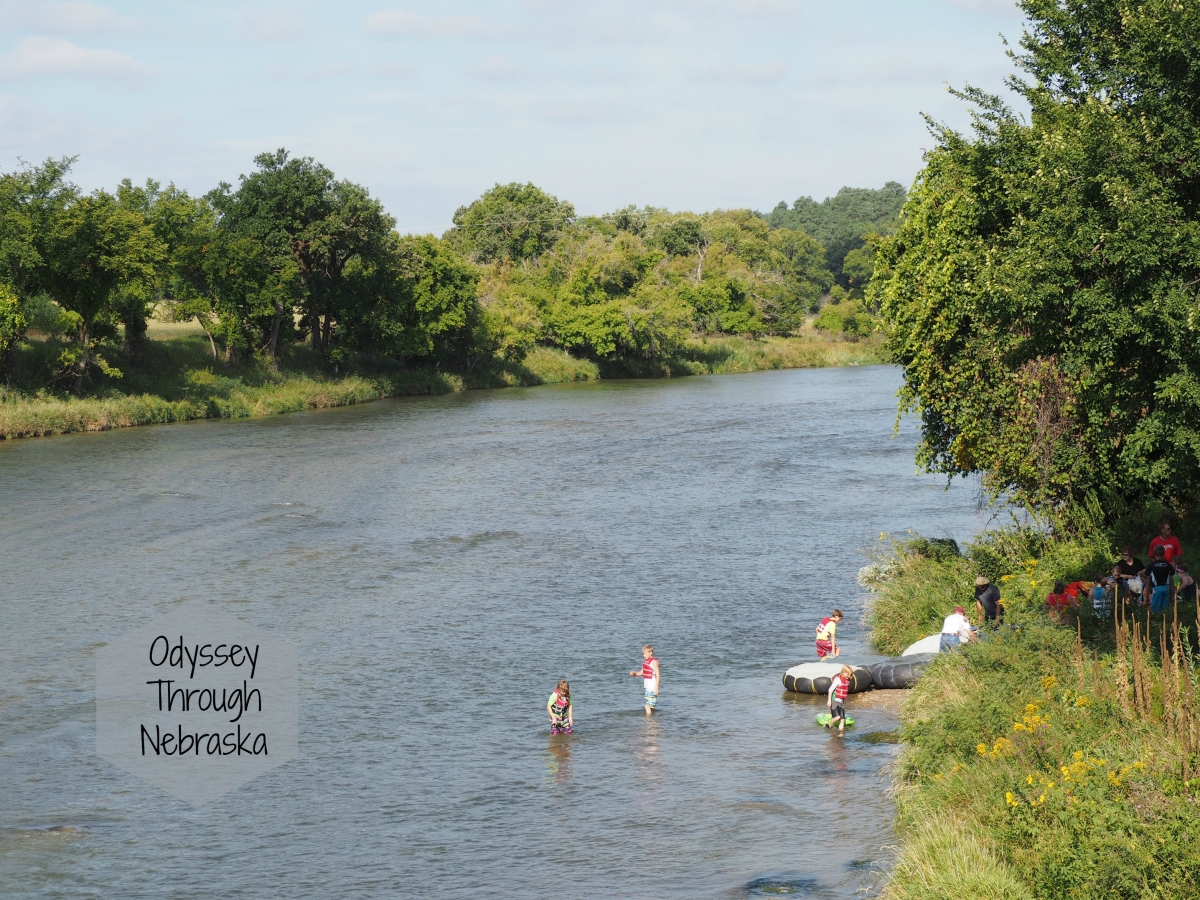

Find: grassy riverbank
0;327;885;440
863;529;1200;899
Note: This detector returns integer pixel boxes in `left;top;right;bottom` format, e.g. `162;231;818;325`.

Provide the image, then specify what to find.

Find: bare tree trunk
265;300;284;368
201;324;218;360
321;308;332;353
310;310;322;351
691;238;710;285
123;319;148;365
73;323;89;394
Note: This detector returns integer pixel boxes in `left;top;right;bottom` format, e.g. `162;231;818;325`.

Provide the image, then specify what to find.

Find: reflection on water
545;736;573;784
0;366;979;898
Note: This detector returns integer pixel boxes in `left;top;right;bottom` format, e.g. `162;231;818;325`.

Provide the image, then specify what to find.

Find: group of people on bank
970;522;1195;631
1043;523;1195;623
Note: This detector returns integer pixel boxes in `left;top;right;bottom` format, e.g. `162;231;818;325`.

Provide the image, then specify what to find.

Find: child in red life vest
629;645;660;715
816;610;842;660
546;679;573;734
827;665;853;733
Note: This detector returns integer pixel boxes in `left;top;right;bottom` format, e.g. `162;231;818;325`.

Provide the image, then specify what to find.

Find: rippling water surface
1;366;980;899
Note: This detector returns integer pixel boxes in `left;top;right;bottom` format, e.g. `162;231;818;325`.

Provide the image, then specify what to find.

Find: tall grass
0;369;460;439
868;529;1200;899
2;331;887;441
674;333;887;375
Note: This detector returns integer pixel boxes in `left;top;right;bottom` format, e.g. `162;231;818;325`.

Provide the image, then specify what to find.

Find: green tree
769;182;906;284
873;0;1200;515
211;149;394;360
841;242;876;295
41;190;163;390
0;283;26;380
340;234;480;369
446;183;574;263
6;160;163;391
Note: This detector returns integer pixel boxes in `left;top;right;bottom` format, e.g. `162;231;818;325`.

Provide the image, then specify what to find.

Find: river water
1;365;978;899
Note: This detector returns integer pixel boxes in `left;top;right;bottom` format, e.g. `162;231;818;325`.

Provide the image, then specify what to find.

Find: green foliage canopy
873;0;1200;515
446;182;575;264
769;182;905;282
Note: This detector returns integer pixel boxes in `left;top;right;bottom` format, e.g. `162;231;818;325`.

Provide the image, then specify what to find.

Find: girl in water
547;680;574;734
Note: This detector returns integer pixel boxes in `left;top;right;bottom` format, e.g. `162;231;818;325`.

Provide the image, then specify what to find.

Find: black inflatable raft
865;653;937;689
782;662;873;695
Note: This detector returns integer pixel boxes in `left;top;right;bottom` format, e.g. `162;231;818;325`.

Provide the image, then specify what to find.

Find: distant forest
0;153;904;391
766;182;907;284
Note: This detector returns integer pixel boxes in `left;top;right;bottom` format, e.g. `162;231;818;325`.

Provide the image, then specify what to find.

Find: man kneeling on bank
940;605;977;652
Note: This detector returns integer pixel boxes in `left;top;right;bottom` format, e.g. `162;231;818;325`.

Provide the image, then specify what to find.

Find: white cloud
265;62;354;80
472;54;523;82
237;7;310;42
371;61;418;79
363;10;498;39
693;63;787;84
732;0;800;18
945;0;1017;11
0;36;148;79
0;0;124;34
541;103;613;122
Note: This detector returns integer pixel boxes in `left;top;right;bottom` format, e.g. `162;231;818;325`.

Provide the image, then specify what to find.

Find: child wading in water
826;665;853;733
815;610;842;660
547;680;573;734
629;645;660;715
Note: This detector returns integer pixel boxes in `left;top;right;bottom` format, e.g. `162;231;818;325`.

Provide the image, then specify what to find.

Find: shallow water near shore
0;365;978;899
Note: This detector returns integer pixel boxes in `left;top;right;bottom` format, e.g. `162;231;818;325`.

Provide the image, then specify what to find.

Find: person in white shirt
940;606;976;652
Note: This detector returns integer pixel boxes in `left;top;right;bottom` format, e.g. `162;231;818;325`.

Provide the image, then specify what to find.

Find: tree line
0;152;902;392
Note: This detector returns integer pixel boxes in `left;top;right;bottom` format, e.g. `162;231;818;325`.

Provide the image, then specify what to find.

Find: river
1;365;979;899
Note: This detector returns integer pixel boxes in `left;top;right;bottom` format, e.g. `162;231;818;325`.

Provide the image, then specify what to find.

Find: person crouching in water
827;665;854;733
816;610;842;660
547;680;573;734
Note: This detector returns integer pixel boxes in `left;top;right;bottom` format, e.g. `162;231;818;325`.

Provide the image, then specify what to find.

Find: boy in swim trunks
629;645;660;715
815;610;842;660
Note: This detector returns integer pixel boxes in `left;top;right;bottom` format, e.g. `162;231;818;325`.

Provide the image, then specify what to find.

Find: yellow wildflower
977;743;989;755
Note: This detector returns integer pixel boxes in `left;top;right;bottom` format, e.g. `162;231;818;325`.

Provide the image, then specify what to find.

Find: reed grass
2;331;890;441
867;529;1200;899
674;333;887;375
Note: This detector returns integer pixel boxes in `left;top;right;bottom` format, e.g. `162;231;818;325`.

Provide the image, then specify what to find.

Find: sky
0;0;1029;234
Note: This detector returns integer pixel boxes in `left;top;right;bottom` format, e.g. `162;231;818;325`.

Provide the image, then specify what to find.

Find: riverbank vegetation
0;325;883;439
0;153;896;438
870;1;1200;897
864;526;1200;900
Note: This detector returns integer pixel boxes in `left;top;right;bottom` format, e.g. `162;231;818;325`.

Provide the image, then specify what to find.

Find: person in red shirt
1045;580;1074;625
1149;522;1183;564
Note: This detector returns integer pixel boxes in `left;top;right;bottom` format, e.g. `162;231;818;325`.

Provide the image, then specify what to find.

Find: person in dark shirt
1146;545;1176;613
1115;546;1144;604
974;575;1002;623
1175;563;1196;604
